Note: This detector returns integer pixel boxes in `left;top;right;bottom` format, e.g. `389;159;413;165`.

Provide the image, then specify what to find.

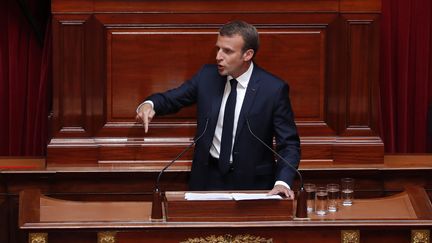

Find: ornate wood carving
29;233;48;243
412;230;430;243
341;230;360;243
181;234;272;243
48;0;384;167
98;231;117;243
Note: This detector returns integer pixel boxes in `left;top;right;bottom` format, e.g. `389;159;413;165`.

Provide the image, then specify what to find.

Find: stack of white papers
184;192;282;201
231;193;282;201
185;193;233;200
185;192;233;200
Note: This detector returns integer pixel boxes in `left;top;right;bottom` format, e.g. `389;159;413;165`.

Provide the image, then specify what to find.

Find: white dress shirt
209;62;253;161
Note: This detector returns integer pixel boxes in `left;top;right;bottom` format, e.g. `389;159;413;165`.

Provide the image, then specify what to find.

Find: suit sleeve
273;83;301;186
145;68;203;115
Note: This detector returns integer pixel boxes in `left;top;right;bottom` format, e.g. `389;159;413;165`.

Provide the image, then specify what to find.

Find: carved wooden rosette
29;233;48;243
98;231;117;243
412;230;430;243
341;230;360;243
181;234;273;243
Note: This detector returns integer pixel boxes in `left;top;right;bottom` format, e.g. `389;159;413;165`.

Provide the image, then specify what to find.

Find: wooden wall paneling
46;232;96;243
105;27;213;122
8;196;27;243
0;177;7;243
340;0;381;12
48;0;385;167
98;143;194;163
52;0;340;13
47;141;99;165
258;26;334;136
118;227;343;243
323;14;343;136
117;228;416;243
333;141;384;164
52;0;93;13
86;15;107;137
342;14;380;137
332;13;383;164
95;12;340;139
0;201;6;243
52;15;91;138
111;22;336;162
95;12;339;27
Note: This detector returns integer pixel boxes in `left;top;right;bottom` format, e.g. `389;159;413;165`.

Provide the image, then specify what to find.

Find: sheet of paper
231;193;282;201
184;192;283;200
184;192;233;200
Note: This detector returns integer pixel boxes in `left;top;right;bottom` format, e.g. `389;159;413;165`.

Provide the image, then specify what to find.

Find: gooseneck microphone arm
151;117;209;220
245;118;303;189
246;117;307;218
155;117;210;192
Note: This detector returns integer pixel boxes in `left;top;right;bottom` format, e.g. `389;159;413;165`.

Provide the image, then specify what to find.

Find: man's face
215;34;253;78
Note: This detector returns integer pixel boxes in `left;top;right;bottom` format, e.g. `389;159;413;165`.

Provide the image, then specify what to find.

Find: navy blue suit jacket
147;64;300;190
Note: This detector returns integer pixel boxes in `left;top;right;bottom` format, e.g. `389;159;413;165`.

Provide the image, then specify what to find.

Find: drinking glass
326;183;340;212
315;186;328;216
341;178;354;206
304;183;316;213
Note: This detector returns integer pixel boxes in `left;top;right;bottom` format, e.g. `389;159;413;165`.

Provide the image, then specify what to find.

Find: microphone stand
246;119;307;219
151;118;209;220
295;186;308;219
151;188;163;220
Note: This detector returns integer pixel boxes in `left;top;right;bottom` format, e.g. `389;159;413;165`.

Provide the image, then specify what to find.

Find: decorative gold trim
98;231;117;243
181;234;272;243
341;230;360;243
29;233;48;243
412;230;430;243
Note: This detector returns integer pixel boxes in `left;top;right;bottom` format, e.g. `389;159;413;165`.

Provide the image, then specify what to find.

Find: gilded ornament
412;230;430;243
181;234;272;243
29;233;48;243
98;231;117;243
341;230;360;243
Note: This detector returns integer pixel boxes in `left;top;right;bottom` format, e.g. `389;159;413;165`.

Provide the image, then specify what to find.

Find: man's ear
243;49;254;62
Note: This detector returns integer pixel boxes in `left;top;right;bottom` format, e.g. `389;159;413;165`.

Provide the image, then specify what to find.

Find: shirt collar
227;62;254;89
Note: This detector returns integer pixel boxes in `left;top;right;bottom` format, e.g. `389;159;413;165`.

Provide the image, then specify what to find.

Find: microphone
151;117;210;220
245;118;308;219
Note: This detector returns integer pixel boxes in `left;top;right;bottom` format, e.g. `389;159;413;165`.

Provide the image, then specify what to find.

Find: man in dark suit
136;20;300;198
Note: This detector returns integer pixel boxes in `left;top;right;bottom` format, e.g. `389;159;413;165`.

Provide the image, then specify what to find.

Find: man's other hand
268;184;294;199
135;103;155;133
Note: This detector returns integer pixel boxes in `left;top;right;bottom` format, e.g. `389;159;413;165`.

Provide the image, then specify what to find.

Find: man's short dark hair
219;20;260;57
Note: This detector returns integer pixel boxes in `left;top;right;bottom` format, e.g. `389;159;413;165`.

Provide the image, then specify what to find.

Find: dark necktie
219;78;237;174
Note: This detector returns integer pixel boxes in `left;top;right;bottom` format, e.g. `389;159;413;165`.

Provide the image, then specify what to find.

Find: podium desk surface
19;186;432;230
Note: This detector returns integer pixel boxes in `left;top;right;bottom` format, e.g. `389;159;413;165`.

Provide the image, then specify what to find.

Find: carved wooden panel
106;26;329;123
48;0;384;166
107;28;214;121
342;14;380;137
52;15;90;137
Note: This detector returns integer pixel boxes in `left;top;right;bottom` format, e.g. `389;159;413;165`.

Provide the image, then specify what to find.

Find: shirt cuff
136;100;154;114
274;180;291;190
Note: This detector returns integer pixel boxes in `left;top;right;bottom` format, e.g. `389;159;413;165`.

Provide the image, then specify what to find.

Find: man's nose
216;50;222;61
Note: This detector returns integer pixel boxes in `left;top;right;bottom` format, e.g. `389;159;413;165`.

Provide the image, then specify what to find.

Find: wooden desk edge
19;189;41;227
405;185;432;220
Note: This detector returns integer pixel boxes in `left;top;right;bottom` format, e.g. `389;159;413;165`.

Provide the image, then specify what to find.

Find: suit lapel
208;75;227;136
234;67;261;144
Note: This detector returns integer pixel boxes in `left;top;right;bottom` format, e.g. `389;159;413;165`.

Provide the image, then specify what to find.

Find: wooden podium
19;187;432;243
164;191;293;222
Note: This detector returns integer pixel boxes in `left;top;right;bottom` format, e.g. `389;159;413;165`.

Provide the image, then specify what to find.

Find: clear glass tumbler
304;183;316;213
327;183;340;212
315;186;328;216
341;178;354;206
